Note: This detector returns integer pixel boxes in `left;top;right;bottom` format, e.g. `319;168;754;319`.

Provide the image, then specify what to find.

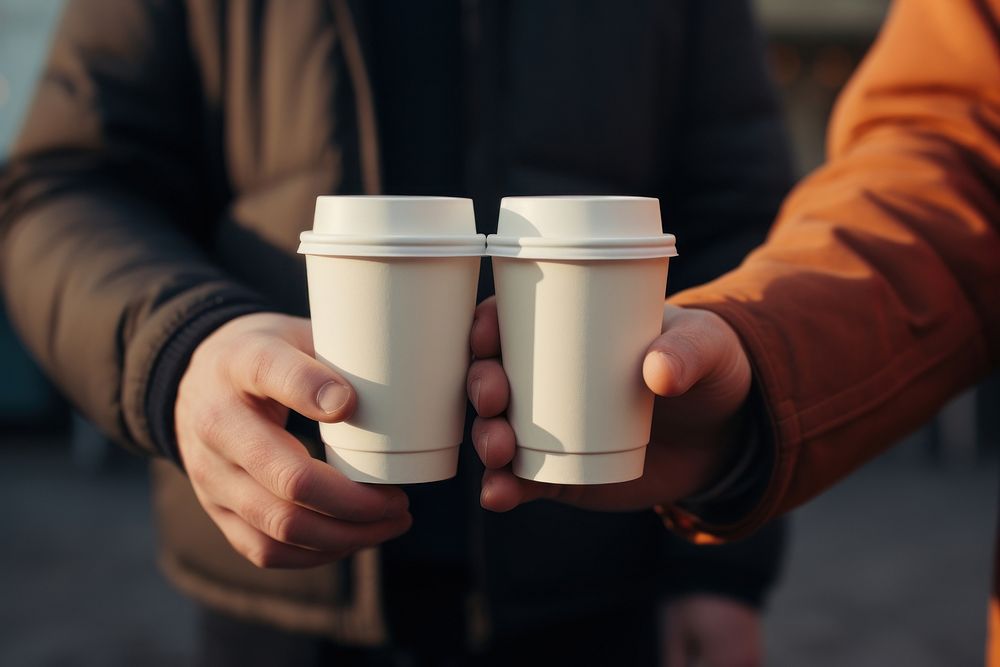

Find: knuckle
239;440;274;478
238;337;275;389
249;351;274;390
194;403;232;443
245;540;283;568
671;315;714;355
677;326;706;353
237;495;270;532
276;461;313;502
278;359;317;404
186;458;212;487
266;505;301;544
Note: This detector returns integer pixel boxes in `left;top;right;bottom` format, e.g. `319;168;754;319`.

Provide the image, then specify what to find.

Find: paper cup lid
298;196;486;257
487;196;677;260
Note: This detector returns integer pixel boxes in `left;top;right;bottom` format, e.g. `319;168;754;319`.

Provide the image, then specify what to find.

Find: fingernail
470;378;482;412
317;382;351;414
480;485;491;508
481;431;491;465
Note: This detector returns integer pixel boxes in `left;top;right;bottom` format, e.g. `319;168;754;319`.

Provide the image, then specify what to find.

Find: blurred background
1;0;997;665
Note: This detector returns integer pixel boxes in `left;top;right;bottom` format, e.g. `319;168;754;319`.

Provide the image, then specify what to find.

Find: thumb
641;307;733;398
234;336;358;423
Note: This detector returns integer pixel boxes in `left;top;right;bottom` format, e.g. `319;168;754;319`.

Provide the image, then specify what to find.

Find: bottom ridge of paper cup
325;445;460;484
512;446;647;485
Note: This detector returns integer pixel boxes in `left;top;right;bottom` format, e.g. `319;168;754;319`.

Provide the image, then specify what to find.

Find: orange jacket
667;0;1000;660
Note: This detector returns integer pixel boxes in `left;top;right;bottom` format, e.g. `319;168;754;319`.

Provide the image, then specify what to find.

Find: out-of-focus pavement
765;440;995;666
0;434;994;666
0;439;196;666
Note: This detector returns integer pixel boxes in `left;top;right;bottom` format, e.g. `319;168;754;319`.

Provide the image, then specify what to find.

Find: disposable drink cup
487;196;677;485
298;196;484;484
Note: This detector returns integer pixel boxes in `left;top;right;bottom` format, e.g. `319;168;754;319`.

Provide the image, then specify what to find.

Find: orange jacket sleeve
665;0;1000;538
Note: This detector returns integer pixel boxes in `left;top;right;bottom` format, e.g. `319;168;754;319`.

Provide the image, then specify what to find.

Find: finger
208;504;354;569
467;358;509;417
214;470;412;552
479;443;696;513
470;297;501;358
470;417;517;469
232;335;357;423
479;468;564;512
200;405;409;521
192;445;412;550
479;465;657;513
643;308;726;398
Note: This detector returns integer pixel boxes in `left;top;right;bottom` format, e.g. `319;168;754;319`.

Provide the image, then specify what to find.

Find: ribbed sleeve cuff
145;297;270;467
674;382;774;525
656;384;778;541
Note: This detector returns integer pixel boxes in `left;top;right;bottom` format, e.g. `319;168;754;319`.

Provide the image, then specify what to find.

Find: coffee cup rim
298;232;486;257
485;233;677;260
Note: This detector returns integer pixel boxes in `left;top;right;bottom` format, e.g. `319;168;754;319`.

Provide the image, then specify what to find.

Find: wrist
147;297;271;466
679;405;759;507
659;381;774;529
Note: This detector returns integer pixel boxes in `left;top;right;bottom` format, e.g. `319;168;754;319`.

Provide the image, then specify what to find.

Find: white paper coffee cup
487;196;677;485
298;196;485;484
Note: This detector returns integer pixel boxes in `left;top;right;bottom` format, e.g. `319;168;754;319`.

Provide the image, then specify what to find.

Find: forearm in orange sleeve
664;0;1000;539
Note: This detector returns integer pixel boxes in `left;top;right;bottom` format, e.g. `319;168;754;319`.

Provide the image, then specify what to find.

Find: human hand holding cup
469;197;752;511
470;300;753;512
175;312;412;569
